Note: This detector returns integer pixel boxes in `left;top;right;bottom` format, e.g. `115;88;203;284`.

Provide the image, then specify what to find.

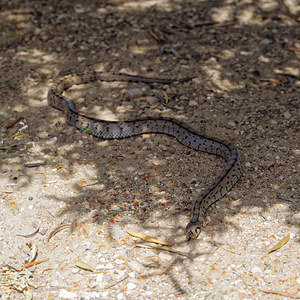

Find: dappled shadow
0;0;299;296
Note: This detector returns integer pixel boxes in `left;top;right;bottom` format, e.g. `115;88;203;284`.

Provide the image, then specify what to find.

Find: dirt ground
0;0;299;299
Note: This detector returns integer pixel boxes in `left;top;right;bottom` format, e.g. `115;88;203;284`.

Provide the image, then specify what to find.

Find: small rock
158;252;173;264
188;100;198;106
59;289;77;299
127;282;136;290
96;273;104;283
260;38;271;45
73;273;84;282
145;96;157;105
206;96;216;102
283;111;291;119
117;292;125;299
36;131;48;139
39;227;48;235
251;266;262;273
179;95;188;101
127;261;146;273
228;121;236;128
126;88;143;99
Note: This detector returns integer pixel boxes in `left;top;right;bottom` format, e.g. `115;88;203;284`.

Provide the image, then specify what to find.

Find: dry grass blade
47;223;71;242
24;260;48;269
212;241;241;255
162;91;168;104
268;233;290;254
127;230;169;245
104;274;129;289
259;289;300;299
136;243;191;259
0;188;13;194
0;264;37;299
260;78;281;86
288;48;300;52
149;29;160;41
16;227;39;238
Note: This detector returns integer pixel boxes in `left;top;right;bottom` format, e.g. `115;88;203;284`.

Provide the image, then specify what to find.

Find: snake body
48;71;243;241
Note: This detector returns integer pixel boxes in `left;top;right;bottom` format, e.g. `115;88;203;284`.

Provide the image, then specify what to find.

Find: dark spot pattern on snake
47;71;243;241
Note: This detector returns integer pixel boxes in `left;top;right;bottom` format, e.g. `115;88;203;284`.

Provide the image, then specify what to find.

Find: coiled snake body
48;71;243;241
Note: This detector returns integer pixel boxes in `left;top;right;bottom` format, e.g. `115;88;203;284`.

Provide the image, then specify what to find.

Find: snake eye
195;227;201;234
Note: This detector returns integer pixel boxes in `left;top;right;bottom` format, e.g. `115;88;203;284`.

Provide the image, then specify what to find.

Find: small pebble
59;289;77;299
228;121;236;128
188;100;198;106
127;283;136;290
158;252;173;264
127;261;146;273
96;273;104;283
126;88;142;98
39;227;48;235
260;38;271;45
73;274;84;282
283;111;291;119
251;266;262;273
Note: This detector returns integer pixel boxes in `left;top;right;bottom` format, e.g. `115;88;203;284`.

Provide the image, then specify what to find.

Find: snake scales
48;71;243;241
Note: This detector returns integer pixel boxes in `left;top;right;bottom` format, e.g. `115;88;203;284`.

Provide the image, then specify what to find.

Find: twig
5;117;23;129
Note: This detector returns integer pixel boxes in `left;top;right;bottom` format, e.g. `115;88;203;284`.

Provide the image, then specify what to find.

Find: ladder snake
47;71;243;241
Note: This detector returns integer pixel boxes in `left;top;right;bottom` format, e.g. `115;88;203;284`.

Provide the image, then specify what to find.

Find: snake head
185;221;202;241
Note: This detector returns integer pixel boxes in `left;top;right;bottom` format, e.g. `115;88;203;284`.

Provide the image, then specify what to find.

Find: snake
47;71;243;241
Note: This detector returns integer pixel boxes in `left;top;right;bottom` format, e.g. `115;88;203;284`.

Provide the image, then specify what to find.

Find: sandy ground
0;1;299;299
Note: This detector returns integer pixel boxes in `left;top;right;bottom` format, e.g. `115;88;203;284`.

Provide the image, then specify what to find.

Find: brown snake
47;71;243;241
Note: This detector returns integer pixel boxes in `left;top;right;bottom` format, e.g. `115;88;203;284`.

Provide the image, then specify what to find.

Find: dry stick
5;117;23;129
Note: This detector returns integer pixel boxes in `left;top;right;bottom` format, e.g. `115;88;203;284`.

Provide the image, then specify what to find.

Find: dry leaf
26;241;37;263
162;91;169;104
268;233;290;253
75;259;94;272
126;230;169;245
